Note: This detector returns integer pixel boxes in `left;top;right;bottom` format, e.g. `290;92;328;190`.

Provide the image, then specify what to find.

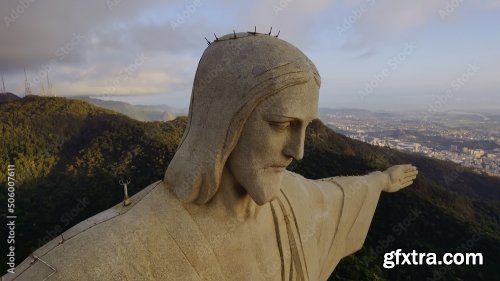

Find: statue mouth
269;165;287;170
268;166;287;174
268;159;293;170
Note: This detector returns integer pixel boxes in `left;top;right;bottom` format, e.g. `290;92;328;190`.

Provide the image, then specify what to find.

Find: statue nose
283;127;305;161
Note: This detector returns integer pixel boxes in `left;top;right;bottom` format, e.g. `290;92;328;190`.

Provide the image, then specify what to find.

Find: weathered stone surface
3;32;417;281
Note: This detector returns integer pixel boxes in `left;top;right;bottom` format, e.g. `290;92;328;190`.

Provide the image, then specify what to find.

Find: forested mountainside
1;96;499;280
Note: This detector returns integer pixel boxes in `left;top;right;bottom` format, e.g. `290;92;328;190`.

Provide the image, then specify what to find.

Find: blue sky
1;0;499;112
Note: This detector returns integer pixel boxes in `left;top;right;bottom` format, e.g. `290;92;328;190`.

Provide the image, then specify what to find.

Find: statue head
164;32;321;204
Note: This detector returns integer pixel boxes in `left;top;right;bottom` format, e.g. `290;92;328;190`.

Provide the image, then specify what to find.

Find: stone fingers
403;172;416;181
404;165;417;172
400;180;414;189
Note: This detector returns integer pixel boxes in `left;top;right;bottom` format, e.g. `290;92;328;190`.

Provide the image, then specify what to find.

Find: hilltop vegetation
0;96;185;271
1;96;499;280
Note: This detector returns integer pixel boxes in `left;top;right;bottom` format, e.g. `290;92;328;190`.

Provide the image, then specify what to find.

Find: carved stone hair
164;32;321;204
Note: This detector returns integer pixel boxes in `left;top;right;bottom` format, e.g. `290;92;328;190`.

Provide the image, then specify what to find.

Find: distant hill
71;96;186;121
0;92;20;103
1;96;499;280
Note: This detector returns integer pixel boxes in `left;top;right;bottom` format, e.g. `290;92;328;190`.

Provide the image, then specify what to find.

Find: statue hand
382;164;418;192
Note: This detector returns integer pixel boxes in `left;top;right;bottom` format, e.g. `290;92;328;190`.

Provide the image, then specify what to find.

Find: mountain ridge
70;96;186;121
0;92;21;104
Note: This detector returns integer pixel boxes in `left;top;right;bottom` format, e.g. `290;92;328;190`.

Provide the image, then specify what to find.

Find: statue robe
3;172;381;281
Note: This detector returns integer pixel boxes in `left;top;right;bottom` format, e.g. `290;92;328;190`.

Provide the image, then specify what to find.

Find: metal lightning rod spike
275;30;280;38
119;179;132;206
233;30;237;39
214;33;219;41
268;26;272;35
205;37;211;45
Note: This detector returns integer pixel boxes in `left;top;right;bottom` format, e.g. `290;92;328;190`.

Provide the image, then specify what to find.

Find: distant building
450;145;458;152
473;149;485;159
462;147;469;154
370;138;386;147
396;142;421;153
414;143;422;152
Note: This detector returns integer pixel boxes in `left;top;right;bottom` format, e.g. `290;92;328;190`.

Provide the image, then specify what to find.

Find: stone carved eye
269;121;291;130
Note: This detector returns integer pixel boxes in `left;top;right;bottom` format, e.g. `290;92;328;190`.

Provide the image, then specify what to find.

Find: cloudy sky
1;0;499;112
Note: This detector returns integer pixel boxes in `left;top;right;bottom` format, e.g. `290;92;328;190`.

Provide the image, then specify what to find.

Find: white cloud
0;0;166;70
0;0;208;98
1;0;498;110
336;0;500;50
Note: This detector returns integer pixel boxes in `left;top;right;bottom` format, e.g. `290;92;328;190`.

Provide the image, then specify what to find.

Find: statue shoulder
2;181;164;281
282;171;325;203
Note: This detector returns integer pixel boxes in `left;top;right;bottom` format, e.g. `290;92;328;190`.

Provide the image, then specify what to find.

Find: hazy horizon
5;91;500;115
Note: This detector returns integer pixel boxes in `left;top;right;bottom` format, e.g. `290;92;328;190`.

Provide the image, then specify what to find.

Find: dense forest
1;96;499;280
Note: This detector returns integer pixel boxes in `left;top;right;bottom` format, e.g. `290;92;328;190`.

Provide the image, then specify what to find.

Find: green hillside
0;95;185;273
1;96;499;280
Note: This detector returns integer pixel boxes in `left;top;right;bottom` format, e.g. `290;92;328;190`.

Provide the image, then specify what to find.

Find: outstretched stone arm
323;164;418;194
312;164;418;279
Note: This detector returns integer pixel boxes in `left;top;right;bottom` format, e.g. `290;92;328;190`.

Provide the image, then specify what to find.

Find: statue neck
208;167;261;221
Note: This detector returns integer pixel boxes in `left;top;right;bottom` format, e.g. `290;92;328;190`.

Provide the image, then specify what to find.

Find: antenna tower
46;72;54;96
1;76;5;93
24;68;32;96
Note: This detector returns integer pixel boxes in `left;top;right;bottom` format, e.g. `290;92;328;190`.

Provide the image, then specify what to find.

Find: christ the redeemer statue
4;31;418;281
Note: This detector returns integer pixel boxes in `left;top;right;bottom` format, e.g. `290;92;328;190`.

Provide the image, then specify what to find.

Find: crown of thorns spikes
204;26;280;46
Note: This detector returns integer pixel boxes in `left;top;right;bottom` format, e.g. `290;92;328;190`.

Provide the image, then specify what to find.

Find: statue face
226;80;319;205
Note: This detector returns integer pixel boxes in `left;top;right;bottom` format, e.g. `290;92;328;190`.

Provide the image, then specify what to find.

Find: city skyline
1;0;499;111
